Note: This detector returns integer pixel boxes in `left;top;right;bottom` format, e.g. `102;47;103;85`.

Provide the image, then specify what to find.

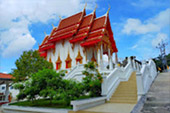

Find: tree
12;50;53;82
82;62;103;97
33;69;65;104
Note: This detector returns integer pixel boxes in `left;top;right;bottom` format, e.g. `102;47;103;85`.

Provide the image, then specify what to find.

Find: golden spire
52;23;55;29
59;15;62;20
58;50;60;57
93;4;97;13
83;3;87;11
44;31;47;36
106;4;111;15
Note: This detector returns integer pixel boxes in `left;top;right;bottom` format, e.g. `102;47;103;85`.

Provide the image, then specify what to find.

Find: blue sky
0;0;170;73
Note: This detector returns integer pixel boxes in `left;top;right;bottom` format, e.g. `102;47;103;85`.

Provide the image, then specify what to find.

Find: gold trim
62;40;64;46
49;57;52;63
91;50;96;62
56;52;62;70
71;43;75;51
76;48;83;64
65;49;72;68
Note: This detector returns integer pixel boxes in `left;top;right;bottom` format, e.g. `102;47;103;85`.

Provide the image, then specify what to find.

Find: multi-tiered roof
39;7;118;57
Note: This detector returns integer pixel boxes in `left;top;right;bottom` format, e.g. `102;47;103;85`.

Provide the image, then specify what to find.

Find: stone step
108;99;137;104
110;97;137;101
114;90;137;93
112;94;137;98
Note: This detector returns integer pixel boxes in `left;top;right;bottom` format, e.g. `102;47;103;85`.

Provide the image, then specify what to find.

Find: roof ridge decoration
59;15;62;20
52;23;56;29
93;4;97;13
83;3;87;11
44;31;48;37
105;5;110;16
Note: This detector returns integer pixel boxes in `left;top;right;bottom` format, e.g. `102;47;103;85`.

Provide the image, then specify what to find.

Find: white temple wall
46;39;91;70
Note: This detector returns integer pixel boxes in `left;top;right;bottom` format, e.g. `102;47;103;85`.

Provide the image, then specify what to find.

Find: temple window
65;52;72;68
76;49;83;64
56;55;62;70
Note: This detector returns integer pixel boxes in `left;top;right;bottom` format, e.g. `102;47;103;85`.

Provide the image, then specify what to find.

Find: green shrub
82;62;103;97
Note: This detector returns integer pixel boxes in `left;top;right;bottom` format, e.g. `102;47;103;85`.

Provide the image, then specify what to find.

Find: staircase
108;72;138;104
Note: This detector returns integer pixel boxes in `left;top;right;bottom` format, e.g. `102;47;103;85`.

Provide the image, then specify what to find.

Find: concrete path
69;103;135;113
140;72;170;113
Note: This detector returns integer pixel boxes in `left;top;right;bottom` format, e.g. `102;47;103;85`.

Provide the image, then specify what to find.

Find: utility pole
156;40;168;71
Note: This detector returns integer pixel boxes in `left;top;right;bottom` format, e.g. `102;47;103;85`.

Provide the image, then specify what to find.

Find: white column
5;81;9;102
128;57;131;64
100;44;103;69
108;48;113;70
97;48;101;68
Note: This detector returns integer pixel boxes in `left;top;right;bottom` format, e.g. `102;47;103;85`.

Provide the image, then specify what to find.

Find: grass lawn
9;96;90;109
10;99;72;109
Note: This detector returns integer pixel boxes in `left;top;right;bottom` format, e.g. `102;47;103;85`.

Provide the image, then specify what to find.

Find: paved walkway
70;103;135;113
140;72;170;113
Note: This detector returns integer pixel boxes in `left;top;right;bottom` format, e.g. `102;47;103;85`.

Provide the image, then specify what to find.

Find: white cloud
0;0;96;57
2;34;36;57
122;8;170;35
130;44;138;50
122;18;160;34
152;33;168;47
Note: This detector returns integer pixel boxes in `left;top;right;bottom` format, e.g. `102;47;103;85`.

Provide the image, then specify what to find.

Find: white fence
101;57;157;100
136;60;157;97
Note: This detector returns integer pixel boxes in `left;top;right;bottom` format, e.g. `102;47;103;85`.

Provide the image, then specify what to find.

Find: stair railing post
101;76;107;96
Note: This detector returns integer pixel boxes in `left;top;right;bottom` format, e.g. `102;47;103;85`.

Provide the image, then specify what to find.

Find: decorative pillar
5;81;9;102
108;48;113;70
97;48;101;68
115;52;118;63
100;44;103;69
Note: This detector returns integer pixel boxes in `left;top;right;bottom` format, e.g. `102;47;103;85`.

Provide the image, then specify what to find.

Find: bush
14;62;103;107
82;62;103;97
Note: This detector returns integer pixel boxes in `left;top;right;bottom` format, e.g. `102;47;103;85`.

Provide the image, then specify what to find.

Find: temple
39;5;118;71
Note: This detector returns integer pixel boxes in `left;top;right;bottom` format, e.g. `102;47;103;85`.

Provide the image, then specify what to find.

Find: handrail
137;59;157;95
64;64;84;79
101;62;133;100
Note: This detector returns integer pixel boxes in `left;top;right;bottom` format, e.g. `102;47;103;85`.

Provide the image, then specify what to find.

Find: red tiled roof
58;12;83;30
90;16;106;31
39;9;118;53
69;14;94;43
0;73;13;80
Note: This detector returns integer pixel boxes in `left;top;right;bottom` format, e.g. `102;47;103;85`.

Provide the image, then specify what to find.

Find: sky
0;0;170;73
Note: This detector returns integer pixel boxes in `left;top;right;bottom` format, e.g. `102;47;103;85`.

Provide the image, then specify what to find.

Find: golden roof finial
106;4;111;15
52;23;55;29
59;15;62;20
44;31;47;36
93;4;97;13
83;3;87;10
58;50;60;57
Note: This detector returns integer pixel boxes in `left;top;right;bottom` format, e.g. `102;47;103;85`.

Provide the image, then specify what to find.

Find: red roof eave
0;73;13;80
39;43;55;51
81;39;102;47
69;36;86;43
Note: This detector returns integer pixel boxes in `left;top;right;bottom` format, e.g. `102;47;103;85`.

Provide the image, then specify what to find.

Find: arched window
56;55;62;70
76;49;83;64
65;52;72;68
